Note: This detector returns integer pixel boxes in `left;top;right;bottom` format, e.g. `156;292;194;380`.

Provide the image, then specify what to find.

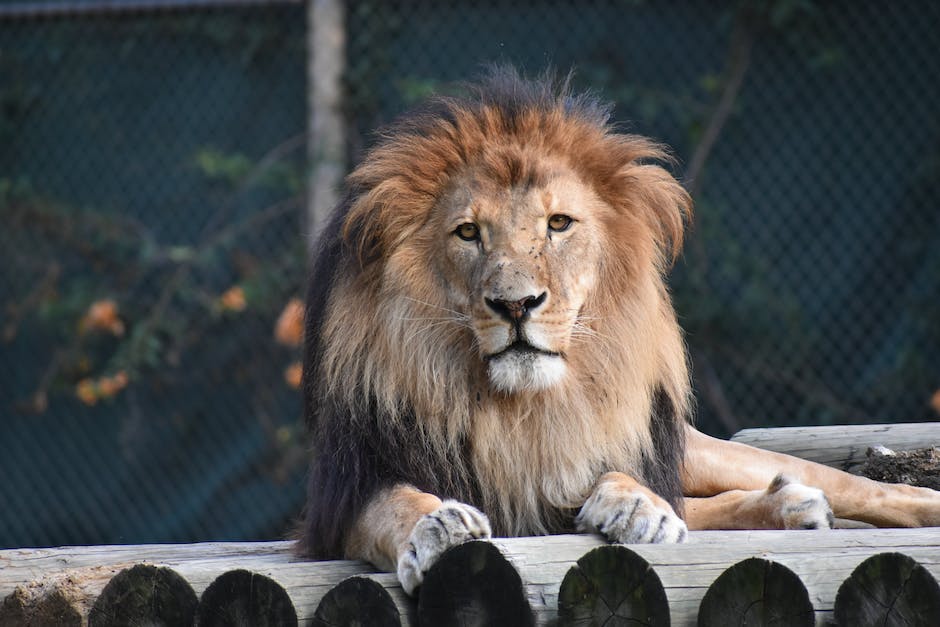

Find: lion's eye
455;222;480;241
548;214;573;232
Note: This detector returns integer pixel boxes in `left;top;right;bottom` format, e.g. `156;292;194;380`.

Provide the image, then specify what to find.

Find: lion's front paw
396;500;492;596
576;481;688;544
764;474;834;530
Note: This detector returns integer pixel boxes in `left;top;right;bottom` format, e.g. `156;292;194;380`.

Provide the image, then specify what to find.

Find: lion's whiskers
402;317;473;346
401;296;468;319
398;315;468;322
571;317;608;338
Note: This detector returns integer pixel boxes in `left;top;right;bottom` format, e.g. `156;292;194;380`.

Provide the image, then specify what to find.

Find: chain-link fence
2;0;310;549
3;0;939;550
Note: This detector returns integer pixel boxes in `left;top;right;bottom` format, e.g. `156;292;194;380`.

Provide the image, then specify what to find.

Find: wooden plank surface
4;529;940;626
731;422;940;471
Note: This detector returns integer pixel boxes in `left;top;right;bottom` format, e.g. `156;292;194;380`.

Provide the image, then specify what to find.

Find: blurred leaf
767;0;817;29
699;73;721;95
167;246;196;263
194;149;253;186
395;77;449;105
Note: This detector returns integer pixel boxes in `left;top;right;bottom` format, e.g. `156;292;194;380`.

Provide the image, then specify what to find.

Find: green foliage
195;148;306;195
195;149;254;186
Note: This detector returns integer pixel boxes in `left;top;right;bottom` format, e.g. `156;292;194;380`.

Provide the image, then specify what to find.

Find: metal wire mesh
2;1;309;548
2;0;939;550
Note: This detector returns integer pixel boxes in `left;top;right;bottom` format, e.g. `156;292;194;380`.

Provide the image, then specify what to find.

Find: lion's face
343;78;690;411
429;164;609;393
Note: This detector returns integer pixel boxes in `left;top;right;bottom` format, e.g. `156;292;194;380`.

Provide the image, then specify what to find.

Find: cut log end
558;544;670;627
835;552;940;627
417;540;534;627
697;557;813;627
312;576;402;627
195;569;297;627
88;564;197;627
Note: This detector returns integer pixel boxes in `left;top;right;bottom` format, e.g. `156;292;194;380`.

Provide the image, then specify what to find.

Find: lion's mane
298;68;693;559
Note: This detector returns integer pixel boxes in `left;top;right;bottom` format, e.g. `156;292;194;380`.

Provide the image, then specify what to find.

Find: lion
297;67;940;595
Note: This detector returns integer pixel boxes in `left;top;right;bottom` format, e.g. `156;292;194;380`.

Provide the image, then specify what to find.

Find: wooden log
417;540;534;627
88;564;197;626
0;565;121;627
0;541;413;625
0;578;83;627
730;423;940;472
834;552;940;626
3;530;940;626
489;530;940;625
312;576;401;627
696;558;813;627
557;545;669;626
195;569;297;627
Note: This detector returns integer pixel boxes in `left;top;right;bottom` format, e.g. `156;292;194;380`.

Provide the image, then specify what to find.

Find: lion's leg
682;426;940;528
576;471;688;543
684;474;833;530
345;484;491;595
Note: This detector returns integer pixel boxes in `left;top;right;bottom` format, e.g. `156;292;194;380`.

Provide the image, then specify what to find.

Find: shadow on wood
87;564;197;627
835;552;940;627
697;557;813;627
417;540;533;627
196;569;297;627
558;545;669;627
313;576;402;627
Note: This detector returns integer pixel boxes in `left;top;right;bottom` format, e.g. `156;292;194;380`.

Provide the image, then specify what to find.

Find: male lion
297;68;940;595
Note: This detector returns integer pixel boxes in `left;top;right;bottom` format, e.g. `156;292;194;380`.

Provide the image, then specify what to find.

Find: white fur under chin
487;352;567;393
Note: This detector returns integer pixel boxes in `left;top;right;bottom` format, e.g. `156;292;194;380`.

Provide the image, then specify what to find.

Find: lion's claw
576;483;688;544
397;500;492;595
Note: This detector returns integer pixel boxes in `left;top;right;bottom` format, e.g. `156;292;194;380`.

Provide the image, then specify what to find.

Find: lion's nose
484;292;547;323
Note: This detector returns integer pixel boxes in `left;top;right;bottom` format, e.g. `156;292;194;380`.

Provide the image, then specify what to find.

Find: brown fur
313;70;691;542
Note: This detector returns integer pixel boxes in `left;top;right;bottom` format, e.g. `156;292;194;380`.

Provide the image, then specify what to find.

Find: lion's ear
625;164;692;267
341;179;427;268
342;189;387;267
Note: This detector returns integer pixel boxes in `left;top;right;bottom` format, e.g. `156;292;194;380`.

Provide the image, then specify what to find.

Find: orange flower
275;298;305;347
31;392;48;414
76;378;98;405
98;378;119;398
112;370;129;388
219;286;247;312
931;389;940;416
98;371;129;398
284;361;303;389
79;299;125;336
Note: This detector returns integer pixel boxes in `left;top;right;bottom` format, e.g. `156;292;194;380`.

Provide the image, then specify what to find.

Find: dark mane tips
474;65;613;129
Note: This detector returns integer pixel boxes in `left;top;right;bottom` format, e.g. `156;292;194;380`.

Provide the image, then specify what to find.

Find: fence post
306;0;346;240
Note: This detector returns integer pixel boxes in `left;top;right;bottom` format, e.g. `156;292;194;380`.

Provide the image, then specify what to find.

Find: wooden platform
3;422;939;625
3;529;940;625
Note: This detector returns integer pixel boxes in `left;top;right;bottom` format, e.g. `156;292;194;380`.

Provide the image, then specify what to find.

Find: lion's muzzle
475;286;569;392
